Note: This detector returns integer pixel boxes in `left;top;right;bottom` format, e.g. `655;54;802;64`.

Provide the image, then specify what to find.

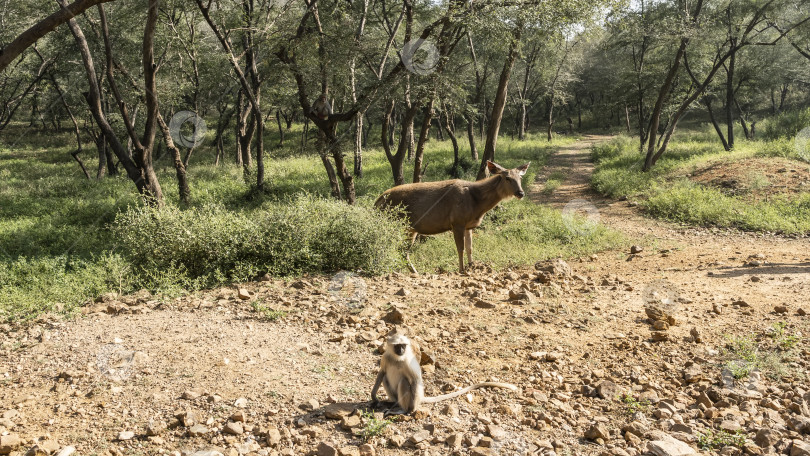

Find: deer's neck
470;175;508;213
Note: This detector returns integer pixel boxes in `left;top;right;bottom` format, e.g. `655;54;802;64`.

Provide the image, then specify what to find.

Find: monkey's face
393;343;408;356
386;333;411;358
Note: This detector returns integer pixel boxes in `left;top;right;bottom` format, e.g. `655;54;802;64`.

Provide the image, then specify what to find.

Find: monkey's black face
393;344;407;356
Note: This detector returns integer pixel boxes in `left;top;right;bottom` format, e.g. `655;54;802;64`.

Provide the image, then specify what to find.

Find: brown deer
375;161;530;273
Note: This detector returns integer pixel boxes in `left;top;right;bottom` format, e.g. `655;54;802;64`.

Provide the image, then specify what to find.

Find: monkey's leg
452;226;466;274
464;229;473;266
384;377;415;417
405;230;418;274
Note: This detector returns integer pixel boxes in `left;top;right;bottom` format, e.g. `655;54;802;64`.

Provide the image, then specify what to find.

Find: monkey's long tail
421;382;518;403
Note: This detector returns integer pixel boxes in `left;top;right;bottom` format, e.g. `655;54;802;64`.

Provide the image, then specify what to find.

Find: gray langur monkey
311;94;332;120
371;328;518;416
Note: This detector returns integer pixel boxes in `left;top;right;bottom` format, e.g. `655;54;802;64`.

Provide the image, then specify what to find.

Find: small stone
338;447;360;456
117;431;135;441
474;299;496;309
653;320;669;330
754;428;781;448
358;444;375;456
238;288;251;300
446;433;463;450
651;331;669;342
316;442;338;456
301;398;320;410
585;424;610;441
410;430;430;444
182;389;203;400
266;427;282;447
187;424;208;436
382;308;405;324
630;245;643;254
486;424;507;440
55;448;76;456
798;308;807;316
223;421;243;435
683;365;703;383
0;435;21;455
324;403;354;419
750;276;760;282
647;437;696;456
24;445;49;456
469;448;494;456
233;397;248;408
774;305;788;314
230;410;245;422
394;287;410;297
596;380;624;400
791;441;810;456
146;420;166;436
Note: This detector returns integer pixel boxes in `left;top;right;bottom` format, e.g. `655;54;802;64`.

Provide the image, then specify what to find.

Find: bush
114;196;407;285
760;107;810;141
0;254;132;322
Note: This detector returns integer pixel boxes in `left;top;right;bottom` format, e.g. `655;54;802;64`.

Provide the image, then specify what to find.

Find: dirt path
1;139;809;456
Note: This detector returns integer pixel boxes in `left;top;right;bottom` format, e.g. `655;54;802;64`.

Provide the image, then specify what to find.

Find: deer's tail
421;382;517;403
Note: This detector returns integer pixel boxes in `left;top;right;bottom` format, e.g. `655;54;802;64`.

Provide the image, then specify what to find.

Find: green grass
543;170;566;194
591;127;810;234
0;123;621;322
696;429;746;450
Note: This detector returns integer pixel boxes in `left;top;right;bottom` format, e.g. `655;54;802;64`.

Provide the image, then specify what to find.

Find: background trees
1;0;809;205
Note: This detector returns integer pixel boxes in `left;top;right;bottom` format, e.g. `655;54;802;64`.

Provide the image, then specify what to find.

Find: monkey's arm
371;369;386;404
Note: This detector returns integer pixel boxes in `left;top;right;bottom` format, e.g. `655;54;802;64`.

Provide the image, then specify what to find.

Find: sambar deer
375;161;530;273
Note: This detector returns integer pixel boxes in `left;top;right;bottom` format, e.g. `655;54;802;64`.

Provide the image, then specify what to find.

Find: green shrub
760;107;810;141
114;196;406;285
0;254;132;322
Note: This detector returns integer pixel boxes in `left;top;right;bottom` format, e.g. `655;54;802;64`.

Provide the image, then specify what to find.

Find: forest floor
1;136;809;456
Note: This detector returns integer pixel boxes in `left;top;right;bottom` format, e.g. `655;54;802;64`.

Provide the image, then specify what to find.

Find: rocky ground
1;138;809;456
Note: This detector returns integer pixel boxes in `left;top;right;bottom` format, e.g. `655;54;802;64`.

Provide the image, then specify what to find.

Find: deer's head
487;161;530;199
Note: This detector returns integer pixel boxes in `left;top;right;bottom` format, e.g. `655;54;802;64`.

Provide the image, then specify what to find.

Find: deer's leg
464;229;473;265
405;230;418;274
452;226;466;273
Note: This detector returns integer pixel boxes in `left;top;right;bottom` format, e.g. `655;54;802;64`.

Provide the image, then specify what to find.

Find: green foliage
618;393;651;416
114;197;407;284
696;429;746;450
0;254;132;322
0;124;622;322
591;132;810;234
410;197;623;272
769;322;799;351
360;411;392;442
760;107;810;141
251;300;287;321
722;334;759;379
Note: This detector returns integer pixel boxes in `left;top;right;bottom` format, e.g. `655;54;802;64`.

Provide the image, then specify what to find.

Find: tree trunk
0;0;114;72
466;114;478;160
643;38;688;171
725;41;736;149
63;1;156;201
413;100;434;183
705;97;730;151
354;114;363;177
476;23;522;180
276;110;284;146
444;109;460;177
157;113;190;203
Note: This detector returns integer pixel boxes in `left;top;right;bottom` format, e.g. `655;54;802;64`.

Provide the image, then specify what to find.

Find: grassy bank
591;126;810;234
0;124;621;322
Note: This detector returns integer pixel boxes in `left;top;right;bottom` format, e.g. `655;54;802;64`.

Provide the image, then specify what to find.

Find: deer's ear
487;161;506;174
517;162;530;176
